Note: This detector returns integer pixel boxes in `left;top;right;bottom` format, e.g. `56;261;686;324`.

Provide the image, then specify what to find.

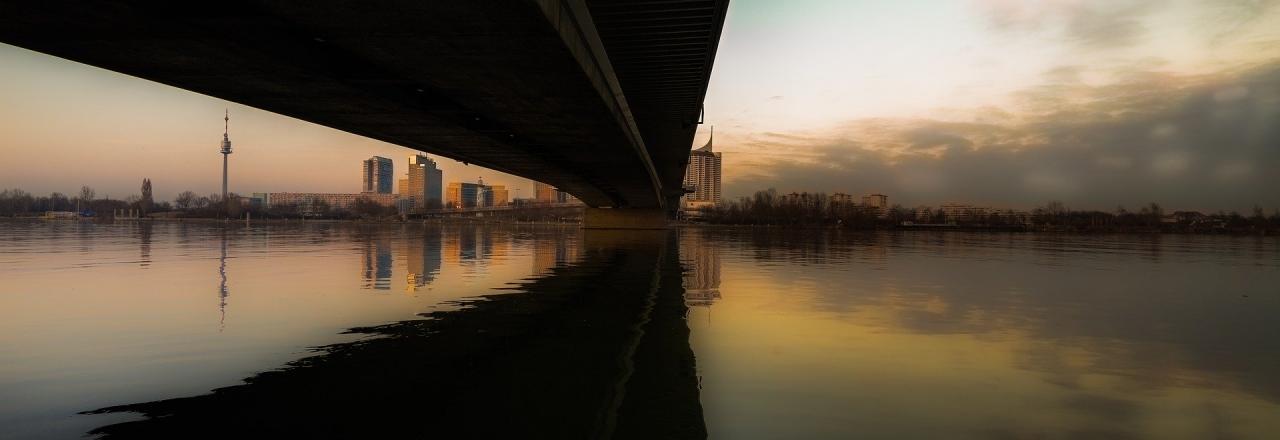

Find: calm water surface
0;220;1277;439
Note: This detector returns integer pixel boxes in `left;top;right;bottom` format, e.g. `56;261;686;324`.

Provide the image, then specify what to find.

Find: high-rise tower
220;110;233;201
362;156;394;194
406;154;443;211
682;126;722;209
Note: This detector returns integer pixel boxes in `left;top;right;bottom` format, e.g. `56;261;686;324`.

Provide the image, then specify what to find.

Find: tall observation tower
220;110;232;201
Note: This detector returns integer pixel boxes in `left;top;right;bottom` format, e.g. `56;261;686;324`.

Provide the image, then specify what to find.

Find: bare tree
207;193;223;208
78;185;95;202
174;191;197;210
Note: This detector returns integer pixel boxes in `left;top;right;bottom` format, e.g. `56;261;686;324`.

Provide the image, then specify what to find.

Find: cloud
974;0;1165;49
723;61;1280;211
1064;1;1160;48
1199;0;1280;43
975;0;1280;52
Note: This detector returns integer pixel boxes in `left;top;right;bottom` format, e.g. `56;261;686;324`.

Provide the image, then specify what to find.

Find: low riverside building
932;203;1032;225
862;193;888;217
42;211;78;219
779;192;821;208
249;193;269;210
489;185;509;207
446;182;482;208
445;179;510;209
940;203;989;222
914;206;935;223
830;192;855;205
266;192;398;211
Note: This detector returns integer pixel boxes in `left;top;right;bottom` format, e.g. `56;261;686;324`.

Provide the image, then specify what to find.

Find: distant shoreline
0;216;581;226
675;222;1278;236
3;217;1276;236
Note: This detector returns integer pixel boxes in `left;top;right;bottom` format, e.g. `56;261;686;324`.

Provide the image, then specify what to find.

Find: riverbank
4;216;1276;235
675;221;1278;235
0;216;582;226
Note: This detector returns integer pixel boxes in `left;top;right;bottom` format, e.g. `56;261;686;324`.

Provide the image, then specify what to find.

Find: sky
2;0;1279;211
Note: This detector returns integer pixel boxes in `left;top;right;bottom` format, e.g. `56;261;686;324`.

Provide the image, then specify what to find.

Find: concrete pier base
583;207;669;229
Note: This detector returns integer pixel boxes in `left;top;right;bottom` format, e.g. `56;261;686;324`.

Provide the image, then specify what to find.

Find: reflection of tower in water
360;237;393;290
679;231;722;307
405;228;443;291
218;229;229;331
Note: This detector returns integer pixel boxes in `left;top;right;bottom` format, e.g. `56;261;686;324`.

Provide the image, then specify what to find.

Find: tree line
693;189;1280;234
0;185;164;218
0;180;399;220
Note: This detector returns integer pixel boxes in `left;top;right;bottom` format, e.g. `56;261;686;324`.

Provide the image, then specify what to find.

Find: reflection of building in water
404;228;442;291
679;232;721;307
531;233;581;276
443;230;461;265
449;227;490;277
459;228;478;261
532;242;557;276
361;237;393;290
478;228;494;261
486;229;511;263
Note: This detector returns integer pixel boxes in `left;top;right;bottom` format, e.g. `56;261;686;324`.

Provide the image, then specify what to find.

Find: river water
0;220;1277;439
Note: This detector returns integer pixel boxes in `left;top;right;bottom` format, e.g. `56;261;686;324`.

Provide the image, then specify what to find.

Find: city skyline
2;3;1279;438
0;45;543;203
2;1;1280;211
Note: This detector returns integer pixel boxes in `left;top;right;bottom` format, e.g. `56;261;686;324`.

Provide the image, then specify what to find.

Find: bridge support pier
583;208;669;230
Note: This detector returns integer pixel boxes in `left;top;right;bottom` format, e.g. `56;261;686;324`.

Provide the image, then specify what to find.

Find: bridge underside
0;0;727;209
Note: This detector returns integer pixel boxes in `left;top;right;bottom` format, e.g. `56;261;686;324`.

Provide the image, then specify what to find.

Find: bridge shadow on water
83;230;704;439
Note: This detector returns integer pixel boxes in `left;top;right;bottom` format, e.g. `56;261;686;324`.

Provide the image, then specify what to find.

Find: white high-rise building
682;127;722;210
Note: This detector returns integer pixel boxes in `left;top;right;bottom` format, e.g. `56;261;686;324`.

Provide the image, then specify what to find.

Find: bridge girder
0;0;728;209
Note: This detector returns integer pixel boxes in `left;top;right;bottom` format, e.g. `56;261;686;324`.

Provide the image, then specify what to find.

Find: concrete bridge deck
0;0;728;212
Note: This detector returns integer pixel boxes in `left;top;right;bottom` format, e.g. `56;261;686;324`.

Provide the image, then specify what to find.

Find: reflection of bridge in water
87;228;705;438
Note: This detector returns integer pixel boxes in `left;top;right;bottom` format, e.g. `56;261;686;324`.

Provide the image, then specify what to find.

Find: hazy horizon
3;0;1279;212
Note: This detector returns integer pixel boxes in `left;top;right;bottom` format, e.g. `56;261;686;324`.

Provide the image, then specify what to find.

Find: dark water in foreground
1;221;1277;439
